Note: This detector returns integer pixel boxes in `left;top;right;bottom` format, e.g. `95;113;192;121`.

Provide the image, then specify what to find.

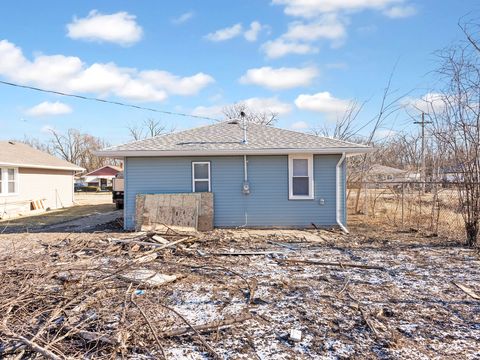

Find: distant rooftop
0;141;84;171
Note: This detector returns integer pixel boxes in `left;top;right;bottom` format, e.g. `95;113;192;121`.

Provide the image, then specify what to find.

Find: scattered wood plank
278;258;384;270
267;241;300;250
118;270;182;287
151;235;170;245
132;253;158;264
452;281;480;300
210;250;286;256
109;236;191;249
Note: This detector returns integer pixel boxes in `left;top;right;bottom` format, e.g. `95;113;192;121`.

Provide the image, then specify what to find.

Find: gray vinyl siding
124;155;345;229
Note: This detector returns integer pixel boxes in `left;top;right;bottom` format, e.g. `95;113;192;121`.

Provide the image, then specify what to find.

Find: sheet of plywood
136;193;213;232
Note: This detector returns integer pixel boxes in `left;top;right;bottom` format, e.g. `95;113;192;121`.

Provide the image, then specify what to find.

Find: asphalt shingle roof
0;141;84;171
101;121;370;155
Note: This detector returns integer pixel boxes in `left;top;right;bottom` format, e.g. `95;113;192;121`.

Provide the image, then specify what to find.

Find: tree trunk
465;220;478;247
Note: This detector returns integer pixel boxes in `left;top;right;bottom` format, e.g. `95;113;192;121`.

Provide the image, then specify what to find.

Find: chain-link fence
347;181;466;240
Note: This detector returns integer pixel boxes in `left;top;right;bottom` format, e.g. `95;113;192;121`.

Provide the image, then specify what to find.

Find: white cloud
0;39;214;103
239;66;318;90
261;38;317;59
205;23;243;42
272;0;403;18
383;5;417;18
402;93;445;114
191;105;224;118
193;97;292;118
260;14;345;58
140;71;214;96
244;21;263;42
291;121;309;129
26;101;72;117
243;97;292;115
66;10;143;46
283;15;347;42
295;91;351;119
172;11;194;25
206;21;266;43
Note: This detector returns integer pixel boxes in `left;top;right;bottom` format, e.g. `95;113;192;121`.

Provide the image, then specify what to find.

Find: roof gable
84;165;122;177
98;121;372;157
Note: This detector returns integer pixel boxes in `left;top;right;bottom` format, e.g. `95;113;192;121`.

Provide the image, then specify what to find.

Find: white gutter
95;147;373;158
336;152;349;233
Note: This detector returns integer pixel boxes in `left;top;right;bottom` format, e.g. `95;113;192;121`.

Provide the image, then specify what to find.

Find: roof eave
95;147;374;158
0;162;85;172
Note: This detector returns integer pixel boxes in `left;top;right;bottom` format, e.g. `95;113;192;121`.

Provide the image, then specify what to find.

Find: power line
0;79;223;122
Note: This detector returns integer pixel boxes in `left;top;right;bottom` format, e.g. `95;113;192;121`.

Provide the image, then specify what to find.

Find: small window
192;162;211;192
8;169;16;193
289;155;314;200
0;168;18;195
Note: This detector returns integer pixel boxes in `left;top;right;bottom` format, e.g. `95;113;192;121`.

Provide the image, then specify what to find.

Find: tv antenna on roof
240;111;248;144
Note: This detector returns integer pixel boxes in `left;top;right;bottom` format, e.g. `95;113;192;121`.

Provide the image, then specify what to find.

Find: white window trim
192;161;211;192
0;167;19;196
288;154;314;200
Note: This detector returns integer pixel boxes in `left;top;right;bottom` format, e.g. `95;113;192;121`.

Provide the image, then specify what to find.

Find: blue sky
0;0;478;145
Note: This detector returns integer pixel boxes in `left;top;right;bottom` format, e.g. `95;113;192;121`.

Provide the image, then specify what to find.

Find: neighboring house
79;165;122;190
0;141;84;218
440;165;464;182
366;164;411;182
97;121;371;230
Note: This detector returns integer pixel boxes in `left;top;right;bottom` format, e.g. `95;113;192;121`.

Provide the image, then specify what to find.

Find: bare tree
349;67;412;213
222;103;279;125
49;129;119;172
310;100;365;141
18;136;53;154
429;23;480;246
128;119;170;141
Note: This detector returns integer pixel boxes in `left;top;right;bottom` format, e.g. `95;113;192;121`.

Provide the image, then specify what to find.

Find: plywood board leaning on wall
135;193;213;232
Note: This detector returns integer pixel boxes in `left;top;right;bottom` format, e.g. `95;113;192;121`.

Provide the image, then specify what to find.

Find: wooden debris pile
0;230;256;359
0;227;479;359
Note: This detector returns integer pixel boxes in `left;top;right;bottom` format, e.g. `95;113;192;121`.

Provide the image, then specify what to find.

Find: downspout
240;154;248;227
244;155;248;182
336;153;349;233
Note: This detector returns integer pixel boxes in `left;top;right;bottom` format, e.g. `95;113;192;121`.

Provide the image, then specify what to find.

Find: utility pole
414;112;432;192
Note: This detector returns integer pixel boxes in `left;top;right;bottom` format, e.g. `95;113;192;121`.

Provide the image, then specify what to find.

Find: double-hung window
0;168;18;195
192;162;211;192
288;155;314;200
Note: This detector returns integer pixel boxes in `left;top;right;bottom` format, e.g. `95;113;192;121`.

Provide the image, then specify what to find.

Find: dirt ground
0;194;117;232
0;217;479;359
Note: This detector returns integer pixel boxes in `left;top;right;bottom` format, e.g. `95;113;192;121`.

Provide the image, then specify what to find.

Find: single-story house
366;164;419;182
97;121;372;230
0;141;84;218
77;165;122;190
440;165;465;182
